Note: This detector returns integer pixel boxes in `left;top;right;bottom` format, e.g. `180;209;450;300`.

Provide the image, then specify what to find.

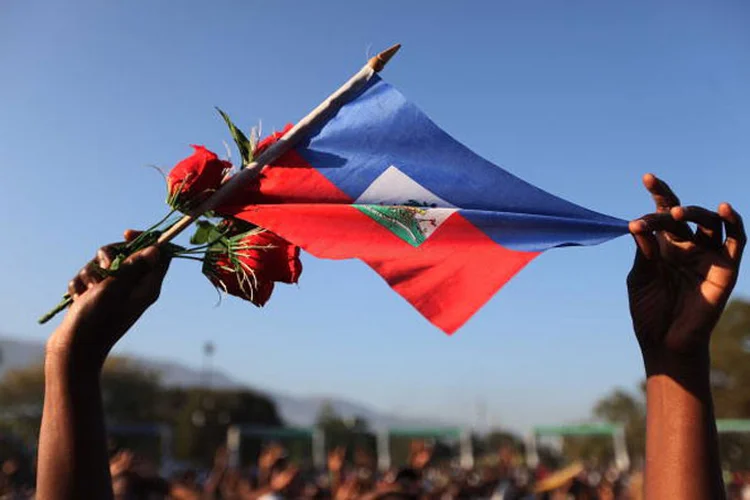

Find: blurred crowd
10;183;750;497
5;439;750;500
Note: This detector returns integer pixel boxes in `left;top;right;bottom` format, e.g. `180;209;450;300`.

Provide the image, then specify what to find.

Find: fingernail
670;206;685;219
628;220;646;233
98;254;111;270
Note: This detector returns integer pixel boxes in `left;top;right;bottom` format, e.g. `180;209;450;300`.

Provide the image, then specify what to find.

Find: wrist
643;348;711;395
46;327;105;377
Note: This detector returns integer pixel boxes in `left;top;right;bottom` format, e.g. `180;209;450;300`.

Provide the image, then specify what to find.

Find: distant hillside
0;337;45;373
0;336;444;430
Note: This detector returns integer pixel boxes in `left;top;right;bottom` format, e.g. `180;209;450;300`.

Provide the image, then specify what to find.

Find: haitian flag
218;75;629;334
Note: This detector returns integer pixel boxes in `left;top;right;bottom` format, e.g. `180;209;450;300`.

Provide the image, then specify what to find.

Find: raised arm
628;174;745;500
37;231;171;500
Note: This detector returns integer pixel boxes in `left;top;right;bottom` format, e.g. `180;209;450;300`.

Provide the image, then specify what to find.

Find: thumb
627;232;660;288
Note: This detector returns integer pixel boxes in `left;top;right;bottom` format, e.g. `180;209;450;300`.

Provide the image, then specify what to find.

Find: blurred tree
315;401;339;427
0;356;282;466
563;387;645;465
101;358;162;424
593;388;647;458
562;435;615;465
474;431;524;468
0;360;44;445
0;356;160;444
169;387;282;465
484;430;524;452
709;299;750;470
315;401;375;466
711;299;750;418
569;299;750;469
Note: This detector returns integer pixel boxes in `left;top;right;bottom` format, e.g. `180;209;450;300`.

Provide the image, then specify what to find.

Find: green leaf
109;254;127;272
190;220;216;245
216;107;253;166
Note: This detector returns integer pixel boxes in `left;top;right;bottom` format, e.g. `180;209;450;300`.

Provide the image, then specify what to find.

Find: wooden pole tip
368;43;401;72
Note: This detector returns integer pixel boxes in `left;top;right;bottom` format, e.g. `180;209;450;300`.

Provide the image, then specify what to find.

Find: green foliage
484;430;524;452
578;298;750;470
0;356;282;466
190;220;222;245
0;357;162;444
711;300;750;418
0;361;45;445
562;435;615;465
593;388;646;458
314;401;376;465
565;387;645;466
168;387;283;465
472;431;525;467
216;107;253;166
101;358;163;424
710;299;750;470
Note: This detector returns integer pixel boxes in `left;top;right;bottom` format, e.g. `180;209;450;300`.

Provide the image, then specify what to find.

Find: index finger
633;212;693;241
643;173;681;212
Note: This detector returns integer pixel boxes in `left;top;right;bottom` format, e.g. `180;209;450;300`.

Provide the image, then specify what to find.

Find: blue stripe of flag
296;75;628;252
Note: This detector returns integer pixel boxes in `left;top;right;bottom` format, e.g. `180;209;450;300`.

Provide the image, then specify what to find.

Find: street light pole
203;342;215;391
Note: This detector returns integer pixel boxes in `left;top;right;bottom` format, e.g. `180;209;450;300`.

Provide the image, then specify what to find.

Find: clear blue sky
1;0;748;432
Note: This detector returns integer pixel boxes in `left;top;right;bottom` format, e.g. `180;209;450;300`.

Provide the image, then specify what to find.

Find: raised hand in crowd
408;440;433;471
628;174;745;500
327;446;346;496
256;442;286;489
37;233;171;500
203;445;230;496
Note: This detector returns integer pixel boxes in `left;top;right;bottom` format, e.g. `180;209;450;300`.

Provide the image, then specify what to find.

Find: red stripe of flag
220;159;539;334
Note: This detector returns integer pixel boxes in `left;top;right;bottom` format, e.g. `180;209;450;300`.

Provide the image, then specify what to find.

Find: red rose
202;227;301;307
167;145;230;210
237;229;302;284
203;251;275;307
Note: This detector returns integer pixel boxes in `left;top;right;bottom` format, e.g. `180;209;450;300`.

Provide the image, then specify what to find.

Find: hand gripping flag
218;75;629;334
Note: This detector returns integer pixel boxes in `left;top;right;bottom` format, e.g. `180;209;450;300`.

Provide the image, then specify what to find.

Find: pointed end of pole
368;43;401;72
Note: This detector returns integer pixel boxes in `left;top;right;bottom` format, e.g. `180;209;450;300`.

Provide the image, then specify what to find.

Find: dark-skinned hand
47;230;171;371
627;174;745;366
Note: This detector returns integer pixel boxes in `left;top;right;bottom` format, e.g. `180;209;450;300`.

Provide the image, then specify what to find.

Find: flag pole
156;43;401;246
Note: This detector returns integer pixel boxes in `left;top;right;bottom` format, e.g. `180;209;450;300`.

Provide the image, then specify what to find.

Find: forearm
329;470;342;496
257;468;272;488
37;348;113;500
644;352;724;500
